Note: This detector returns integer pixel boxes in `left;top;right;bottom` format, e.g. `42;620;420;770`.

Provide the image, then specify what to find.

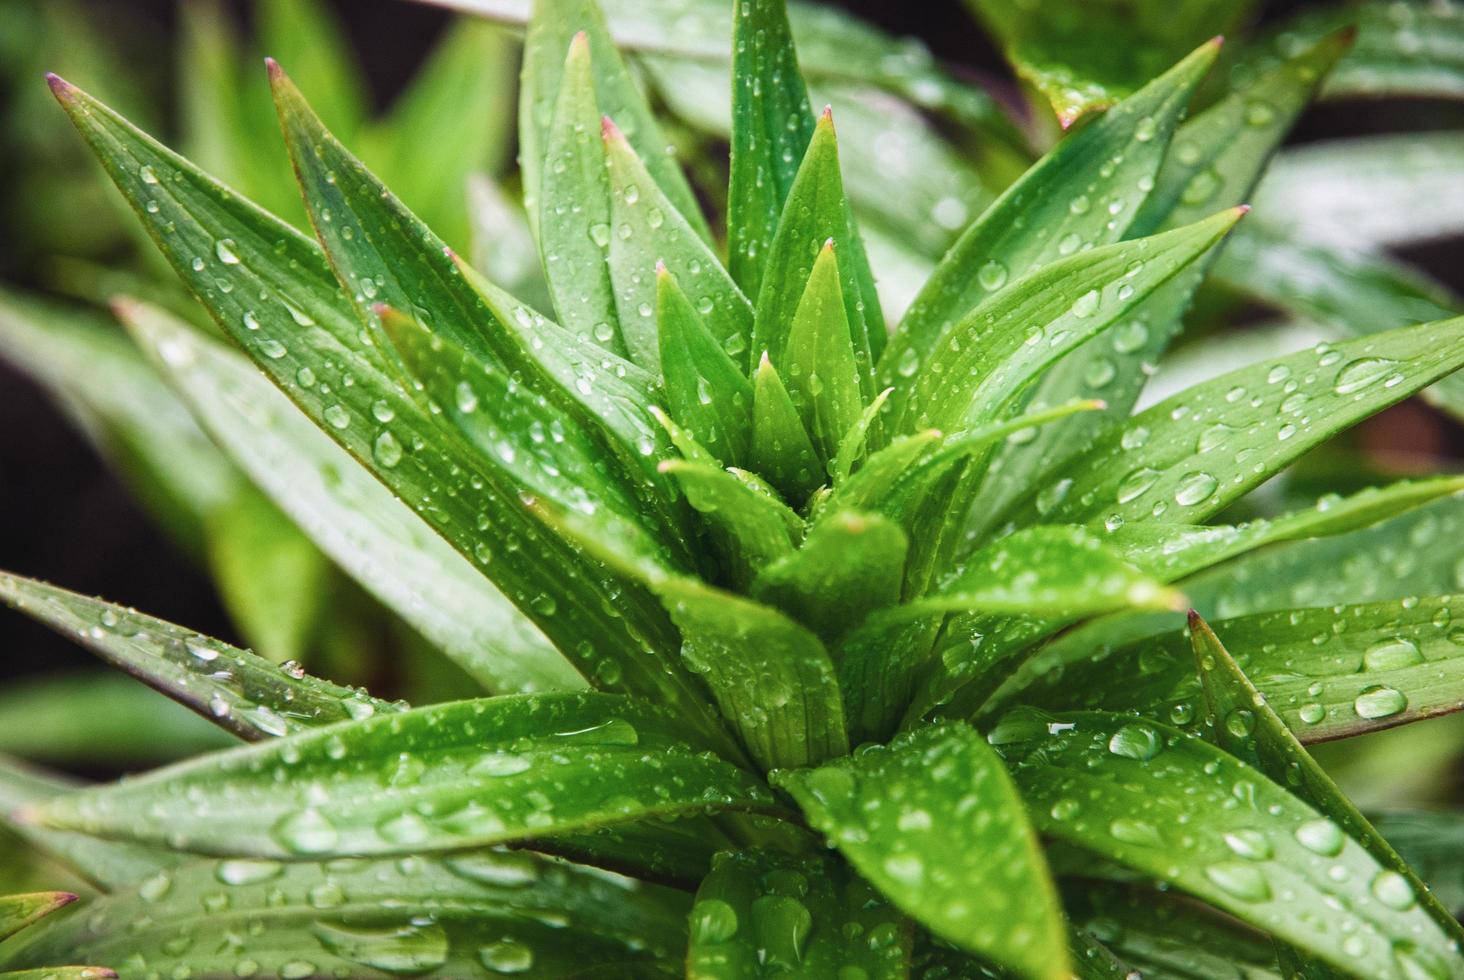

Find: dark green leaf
885;37;1220;389
0;852;688;976
1188;612;1464;948
120;300;579;694
1374;811;1464;918
23;694;782;858
1017;317;1464;529
995;710;1461;977
686;848;911;978
752;109;883;382
0;572;399;741
660;460;799;587
657;266;754;466
727;0;815;297
752;509;907;640
775;722;1068;980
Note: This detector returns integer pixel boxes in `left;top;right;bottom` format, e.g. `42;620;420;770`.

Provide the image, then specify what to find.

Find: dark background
1;0;1461;691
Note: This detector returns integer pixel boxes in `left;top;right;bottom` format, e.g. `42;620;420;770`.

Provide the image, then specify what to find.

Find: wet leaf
750;352;822;503
656;267;755;466
0;851;688;976
779;241;866;465
660;460;800;587
0;892;76;943
686;848;911;978
995;710;1461;978
23;694;783;858
0;572;399;741
775;722;1068;980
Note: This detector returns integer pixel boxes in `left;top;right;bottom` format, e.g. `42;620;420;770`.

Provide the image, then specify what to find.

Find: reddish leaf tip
1235;203;1252;216
601;114;623;141
1209;34;1225;48
264;56;283;79
822;237;836;252
820;104;834;123
1187;608;1204;629
655;259;669;276
758;350;774;371
44;72;73;100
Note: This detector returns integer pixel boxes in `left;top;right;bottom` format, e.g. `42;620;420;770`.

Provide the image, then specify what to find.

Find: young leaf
656;264;754;465
750;352;823;503
256;0;366;136
994;710;1461;978
538;33;622;357
0;893;75;944
519;0;707;242
775;722;1069;980
751;509;907;640
686;848;911;978
727;0;816;297
22;694;783;859
1188;612;1464;947
660;460;799;586
831;386;892;485
0;852;689;976
120;300;579;694
605;117;754;370
0;572;399;741
780;241;866;465
885;37;1221;385
1018;317;1464;529
751;109;883;381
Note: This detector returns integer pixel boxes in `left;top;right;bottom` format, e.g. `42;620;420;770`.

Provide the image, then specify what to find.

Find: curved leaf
0;852;688;976
657;266;754;467
686;848;911;978
779;240;866;464
775;722;1068;980
0;893;75;943
23;694;782;859
994;710;1464;979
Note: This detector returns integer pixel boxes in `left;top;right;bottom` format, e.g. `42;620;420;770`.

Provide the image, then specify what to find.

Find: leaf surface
25;694;782;858
776;722;1068;979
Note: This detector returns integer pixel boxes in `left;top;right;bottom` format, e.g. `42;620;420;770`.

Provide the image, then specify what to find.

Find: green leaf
994;710;1462;978
656;266;755;466
204;489;327;666
519;0;708;244
23;694;782;859
1373;811;1464;918
835;614;943;746
779;240;866;465
1188;612;1464;947
0;893;76;943
752;109;883;382
604;117;754;372
898;207;1244;434
727;0;815;297
0;572;399;741
654;578;849;771
0;673;234;766
0;852;689;976
119;300;579;694
0;969;116;979
967;0;1245;126
969;33;1348;532
1016;317;1464;529
686;848;911;978
775;722;1068;980
537;32;622;357
660;460;799;587
750;352;822;503
752;509;907;640
885;38;1220;389
356;19;516;251
832;386;892;486
907;525;1183;619
1212;219;1464;421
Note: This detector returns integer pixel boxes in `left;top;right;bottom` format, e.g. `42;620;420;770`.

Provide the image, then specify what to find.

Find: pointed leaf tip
1188;608;1204;629
44;72;72;98
655;259;668;276
601;114;623;141
264;56;284;79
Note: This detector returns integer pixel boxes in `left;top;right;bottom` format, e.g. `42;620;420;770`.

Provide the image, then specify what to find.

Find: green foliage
1;0;1463;977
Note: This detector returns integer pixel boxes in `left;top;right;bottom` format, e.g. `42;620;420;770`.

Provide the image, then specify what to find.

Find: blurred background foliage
0;0;1461;812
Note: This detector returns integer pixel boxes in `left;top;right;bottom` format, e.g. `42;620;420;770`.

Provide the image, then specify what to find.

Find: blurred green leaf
0;892;75;943
776;722;1068;979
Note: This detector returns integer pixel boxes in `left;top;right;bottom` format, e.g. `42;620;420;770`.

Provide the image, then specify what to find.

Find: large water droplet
1204;862;1272;902
478;940;535;974
1354;686;1407;720
1107;724;1163;760
1334;357;1398;395
273;808;339;854
313;922;449;975
1363;637;1423;671
1294;819;1345;856
691;899;739;943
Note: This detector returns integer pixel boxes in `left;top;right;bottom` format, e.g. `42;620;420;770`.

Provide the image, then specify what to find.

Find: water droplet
1070;289;1100;318
1134;116;1157;142
472;752;533;777
273;808;339;854
324;404;351;429
215;239;241;264
1354;686;1407;720
1298;703;1325;725
216;859;284;886
1204;862;1272;902
1334;357;1398;395
1174;471;1218;507
881;853;924;886
1116;466;1160;504
1223;829;1273;860
896;347;920;378
977;260;1008;291
1109;818;1164;847
1371;870;1416;910
373;431;403;468
313;921;449;974
1294;819;1345;856
1108;723;1163;760
588;223;612;248
691;899;739;943
1363;637;1423;671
